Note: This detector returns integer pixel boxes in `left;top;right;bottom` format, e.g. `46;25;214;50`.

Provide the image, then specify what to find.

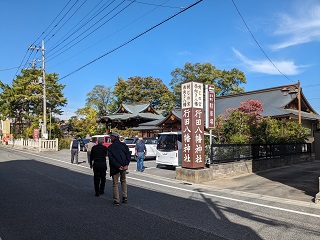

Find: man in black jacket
108;132;131;206
90;138;108;197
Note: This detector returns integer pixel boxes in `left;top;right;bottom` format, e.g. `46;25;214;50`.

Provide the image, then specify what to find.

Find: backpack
72;140;78;149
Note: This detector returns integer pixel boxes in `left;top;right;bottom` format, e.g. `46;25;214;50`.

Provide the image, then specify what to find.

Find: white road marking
5;147;320;218
127;176;320;218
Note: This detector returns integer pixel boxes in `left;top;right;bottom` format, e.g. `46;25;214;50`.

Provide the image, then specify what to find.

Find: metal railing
206;143;311;164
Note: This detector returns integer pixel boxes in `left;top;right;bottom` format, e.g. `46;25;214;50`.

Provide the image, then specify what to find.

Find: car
124;137;157;160
143;137;157;159
123;137;138;159
91;134;112;148
78;138;90;152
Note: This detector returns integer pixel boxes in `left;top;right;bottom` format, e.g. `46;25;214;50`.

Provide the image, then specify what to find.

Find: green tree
0;69;67;138
112;76;175;111
85;85;113;118
170;62;246;107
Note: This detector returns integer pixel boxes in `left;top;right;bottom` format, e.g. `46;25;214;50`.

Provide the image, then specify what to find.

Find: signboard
33;129;39;140
205;85;215;129
181;82;205;169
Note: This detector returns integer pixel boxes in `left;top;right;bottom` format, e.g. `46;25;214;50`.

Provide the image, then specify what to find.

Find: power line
59;0;204;80
0;66;19;71
47;0;111;52
126;0;183;9
50;0;172;68
45;0;89;44
47;0;132;62
231;0;293;82
11;0;73;80
47;0;120;58
43;0;81;41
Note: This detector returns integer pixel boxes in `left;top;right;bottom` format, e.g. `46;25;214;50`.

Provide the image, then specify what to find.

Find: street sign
205;85;215;129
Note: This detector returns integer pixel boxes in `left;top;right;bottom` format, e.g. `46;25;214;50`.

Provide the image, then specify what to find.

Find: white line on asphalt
127;176;320;219
7;147;320;218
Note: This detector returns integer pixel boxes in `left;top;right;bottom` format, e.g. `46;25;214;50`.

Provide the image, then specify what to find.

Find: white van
156;132;182;167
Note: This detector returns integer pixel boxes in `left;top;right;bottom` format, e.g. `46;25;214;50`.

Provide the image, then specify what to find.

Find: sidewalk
201;160;320;203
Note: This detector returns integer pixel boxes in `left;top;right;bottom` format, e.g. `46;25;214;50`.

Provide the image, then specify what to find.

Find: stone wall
176;154;315;184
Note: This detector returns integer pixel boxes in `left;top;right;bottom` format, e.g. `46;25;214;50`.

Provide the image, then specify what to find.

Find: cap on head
110;132;120;138
138;137;143;140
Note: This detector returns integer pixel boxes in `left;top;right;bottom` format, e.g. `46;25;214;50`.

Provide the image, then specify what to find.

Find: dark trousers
93;165;107;194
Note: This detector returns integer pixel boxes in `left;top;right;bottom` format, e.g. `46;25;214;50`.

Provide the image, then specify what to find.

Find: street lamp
281;81;301;124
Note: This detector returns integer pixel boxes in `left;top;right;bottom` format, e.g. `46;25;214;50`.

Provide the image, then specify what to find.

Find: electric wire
47;0;117;56
0;67;19;72
45;0;89;44
126;0;183;9
47;0;132;62
59;0;204;80
231;0;294;82
50;0;172;68
42;0;81;41
11;0;72;80
47;0;110;53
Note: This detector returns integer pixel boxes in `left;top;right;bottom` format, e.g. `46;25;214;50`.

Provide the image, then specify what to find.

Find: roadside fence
7;138;59;152
207;143;312;164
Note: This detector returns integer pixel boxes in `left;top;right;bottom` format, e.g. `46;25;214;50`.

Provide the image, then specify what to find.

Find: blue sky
1;0;320;119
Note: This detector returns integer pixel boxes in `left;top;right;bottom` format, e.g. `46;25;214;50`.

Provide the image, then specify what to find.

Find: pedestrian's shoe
113;201;120;206
122;197;127;203
95;192;100;197
99;190;104;195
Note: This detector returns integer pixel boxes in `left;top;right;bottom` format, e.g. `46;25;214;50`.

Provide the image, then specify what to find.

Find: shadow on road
0;158;266;239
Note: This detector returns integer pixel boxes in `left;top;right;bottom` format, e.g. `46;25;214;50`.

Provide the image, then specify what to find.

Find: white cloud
271;3;320;50
233;48;304;75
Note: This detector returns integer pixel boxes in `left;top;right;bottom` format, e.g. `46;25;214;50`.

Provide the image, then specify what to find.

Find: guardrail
6;138;59;152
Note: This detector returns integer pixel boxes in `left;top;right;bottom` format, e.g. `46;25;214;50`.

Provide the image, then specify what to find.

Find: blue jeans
136;152;145;172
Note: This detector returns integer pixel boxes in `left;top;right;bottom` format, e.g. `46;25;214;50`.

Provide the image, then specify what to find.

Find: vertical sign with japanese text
181;82;205;169
205;85;215;129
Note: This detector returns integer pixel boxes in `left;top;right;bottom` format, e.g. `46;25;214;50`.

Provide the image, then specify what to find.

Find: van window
157;134;180;151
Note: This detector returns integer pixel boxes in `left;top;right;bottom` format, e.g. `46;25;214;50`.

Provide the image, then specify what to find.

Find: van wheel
165;165;176;170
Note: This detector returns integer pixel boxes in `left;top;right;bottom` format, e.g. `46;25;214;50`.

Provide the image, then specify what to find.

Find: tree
0;69;67;138
85;85;113;118
170;62;246;107
112;76;175;110
213;99;310;144
72;107;100;137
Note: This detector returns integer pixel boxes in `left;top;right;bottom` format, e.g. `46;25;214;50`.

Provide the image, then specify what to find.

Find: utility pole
41;40;47;138
298;80;301;124
29;40;47;139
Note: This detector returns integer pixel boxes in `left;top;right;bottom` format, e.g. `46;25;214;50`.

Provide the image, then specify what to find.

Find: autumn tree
0;69;67;138
213;99;309;144
71;107;104;137
111;76;175;111
170;62;246;107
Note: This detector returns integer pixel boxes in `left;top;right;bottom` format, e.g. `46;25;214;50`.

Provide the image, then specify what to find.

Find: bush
59;137;71;150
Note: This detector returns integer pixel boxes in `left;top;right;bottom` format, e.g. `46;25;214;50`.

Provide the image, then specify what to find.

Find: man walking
108;132;131;206
86;138;95;164
70;137;80;164
135;137;146;172
90;138;108;197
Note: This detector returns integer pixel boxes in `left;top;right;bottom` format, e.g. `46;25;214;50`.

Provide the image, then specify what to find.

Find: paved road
1;146;320;239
